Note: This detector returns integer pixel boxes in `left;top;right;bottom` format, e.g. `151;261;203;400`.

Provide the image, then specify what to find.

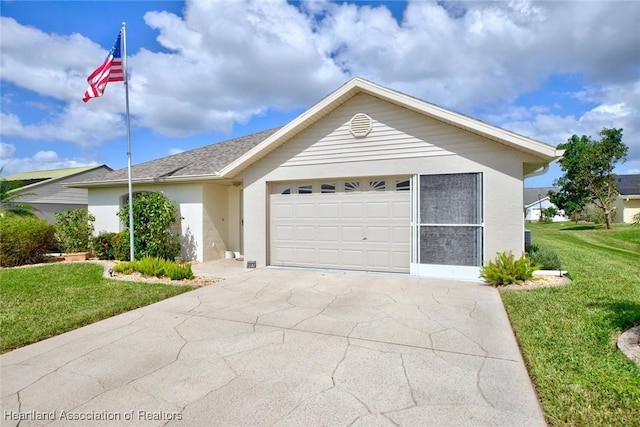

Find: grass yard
502;222;640;426
0;263;192;353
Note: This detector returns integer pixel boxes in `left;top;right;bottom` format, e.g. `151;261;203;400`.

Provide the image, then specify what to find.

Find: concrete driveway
1;264;545;427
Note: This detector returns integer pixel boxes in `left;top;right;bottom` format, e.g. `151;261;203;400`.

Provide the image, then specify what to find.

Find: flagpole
122;22;135;261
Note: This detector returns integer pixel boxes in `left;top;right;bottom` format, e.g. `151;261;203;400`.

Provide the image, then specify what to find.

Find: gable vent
349;113;372;138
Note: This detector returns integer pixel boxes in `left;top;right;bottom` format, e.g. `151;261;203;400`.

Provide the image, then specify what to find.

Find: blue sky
2;0;639;188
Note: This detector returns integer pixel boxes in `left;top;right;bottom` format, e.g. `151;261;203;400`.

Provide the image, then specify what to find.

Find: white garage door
270;178;410;273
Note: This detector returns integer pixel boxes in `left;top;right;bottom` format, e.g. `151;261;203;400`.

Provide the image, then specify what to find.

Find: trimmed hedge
0;215;56;267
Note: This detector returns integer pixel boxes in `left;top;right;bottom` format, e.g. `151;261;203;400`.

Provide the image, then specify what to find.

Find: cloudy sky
1;0;639;187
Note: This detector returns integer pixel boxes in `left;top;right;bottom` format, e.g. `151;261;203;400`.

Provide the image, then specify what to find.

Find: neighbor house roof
71;77;563;188
615;174;640;196
4;165;112;192
523;187;559;207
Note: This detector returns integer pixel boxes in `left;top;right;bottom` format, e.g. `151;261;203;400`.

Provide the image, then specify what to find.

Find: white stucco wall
88;183;205;261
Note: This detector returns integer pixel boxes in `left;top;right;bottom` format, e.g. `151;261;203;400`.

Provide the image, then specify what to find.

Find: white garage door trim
269;177;411;273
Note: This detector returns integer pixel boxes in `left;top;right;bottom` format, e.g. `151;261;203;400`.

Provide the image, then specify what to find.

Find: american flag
82;32;124;103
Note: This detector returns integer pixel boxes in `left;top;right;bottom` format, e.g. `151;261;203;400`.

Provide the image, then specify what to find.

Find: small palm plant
0;168;37;217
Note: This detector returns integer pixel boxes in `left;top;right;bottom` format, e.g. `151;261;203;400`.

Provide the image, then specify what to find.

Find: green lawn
502;222;640;426
0;263;192;353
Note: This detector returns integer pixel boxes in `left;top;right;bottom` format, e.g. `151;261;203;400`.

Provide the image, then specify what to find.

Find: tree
0;168;37;217
550;128;627;229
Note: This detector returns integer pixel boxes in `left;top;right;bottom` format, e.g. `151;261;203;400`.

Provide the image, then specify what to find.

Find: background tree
550;128;627;229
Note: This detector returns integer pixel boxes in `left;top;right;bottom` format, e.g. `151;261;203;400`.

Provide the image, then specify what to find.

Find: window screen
418;173;483;266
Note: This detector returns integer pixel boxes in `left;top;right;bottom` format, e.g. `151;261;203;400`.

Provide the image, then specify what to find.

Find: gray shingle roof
523;187;558;206
615;174;640;195
78;128;280;184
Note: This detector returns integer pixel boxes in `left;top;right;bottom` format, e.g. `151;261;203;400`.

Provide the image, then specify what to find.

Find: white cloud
168;148;184;155
0;142;99;175
0;0;639;169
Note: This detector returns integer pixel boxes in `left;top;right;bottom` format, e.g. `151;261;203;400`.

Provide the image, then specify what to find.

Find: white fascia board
67;173;223;188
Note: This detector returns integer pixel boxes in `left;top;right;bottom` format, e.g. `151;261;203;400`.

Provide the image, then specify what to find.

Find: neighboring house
71;78;561;280
524;187;567;222
3;165;112;223
614;174;640;223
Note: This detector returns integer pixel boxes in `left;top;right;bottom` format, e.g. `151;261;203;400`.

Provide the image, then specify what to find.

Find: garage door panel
270;179;410;273
273;202;294;219
342;202;364;218
295;225;316;242
392;250;411;269
392;226;410;244
295;203;316;219
342;226;365;243
367;251;391;268
342;250;365;267
272;247;294;264
295;248;317;263
318;248;340;265
317;203;339;218
273;225;294;241
365;201;390;219
317;226;339;241
365;225;391;242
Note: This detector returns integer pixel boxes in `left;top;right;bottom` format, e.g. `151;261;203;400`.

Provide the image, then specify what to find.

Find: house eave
67;173;224;188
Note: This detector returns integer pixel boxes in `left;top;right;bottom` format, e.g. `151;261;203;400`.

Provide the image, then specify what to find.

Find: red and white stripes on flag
82;32;124;103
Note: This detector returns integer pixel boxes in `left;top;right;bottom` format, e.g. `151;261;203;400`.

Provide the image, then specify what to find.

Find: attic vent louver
349;113;372;138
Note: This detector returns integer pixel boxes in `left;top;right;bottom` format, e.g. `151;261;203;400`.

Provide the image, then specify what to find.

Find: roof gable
219;77;562;178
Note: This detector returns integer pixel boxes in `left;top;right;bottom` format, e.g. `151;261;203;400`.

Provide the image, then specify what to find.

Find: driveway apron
1;266;546;427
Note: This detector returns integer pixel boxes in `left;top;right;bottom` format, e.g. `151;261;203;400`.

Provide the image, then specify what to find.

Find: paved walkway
1;262;546;426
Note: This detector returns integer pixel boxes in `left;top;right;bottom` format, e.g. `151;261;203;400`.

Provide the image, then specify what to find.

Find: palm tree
0;168;37;217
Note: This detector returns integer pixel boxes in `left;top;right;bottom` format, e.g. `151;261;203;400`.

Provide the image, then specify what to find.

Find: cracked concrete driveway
1;266;546;427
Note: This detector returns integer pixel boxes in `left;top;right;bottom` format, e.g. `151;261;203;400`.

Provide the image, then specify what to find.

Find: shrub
92;232;118;260
0;215;56;267
164;262;194;280
480;251;541;287
54;209;95;253
632;212;640;227
112;256;194;281
117;192;181;260
526;244;562;270
539;206;558;223
112;231;132;261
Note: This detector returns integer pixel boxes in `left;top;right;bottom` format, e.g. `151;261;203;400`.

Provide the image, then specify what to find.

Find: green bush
117;192;181;260
112;256;194;281
54;209;94;253
480;251;541;287
92;232;118;260
0;215;56;267
112;231;132;261
526;244;562;270
539;206;558;223
163;262;194;280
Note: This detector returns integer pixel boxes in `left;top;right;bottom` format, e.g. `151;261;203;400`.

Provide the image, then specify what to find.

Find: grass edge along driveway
501;222;640;426
0;263;192;353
